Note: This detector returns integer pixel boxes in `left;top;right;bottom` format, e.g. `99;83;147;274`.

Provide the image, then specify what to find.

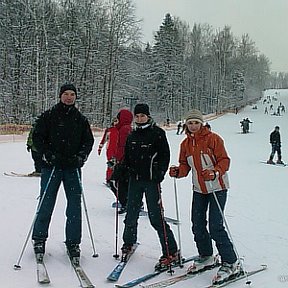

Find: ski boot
277;159;284;165
33;240;45;263
266;159;275;165
66;243;81;265
212;261;242;285
118;206;127;214
33;240;45;255
154;251;181;271
121;244;133;261
187;255;219;274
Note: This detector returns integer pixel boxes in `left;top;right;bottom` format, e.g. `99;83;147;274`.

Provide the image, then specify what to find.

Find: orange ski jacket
177;126;230;194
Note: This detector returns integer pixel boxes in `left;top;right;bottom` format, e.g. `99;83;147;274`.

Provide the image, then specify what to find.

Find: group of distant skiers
240;118;252;133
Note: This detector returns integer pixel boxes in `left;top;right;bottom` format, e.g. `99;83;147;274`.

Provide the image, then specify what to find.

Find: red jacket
114;109;133;162
177;126;230;194
106;126;118;160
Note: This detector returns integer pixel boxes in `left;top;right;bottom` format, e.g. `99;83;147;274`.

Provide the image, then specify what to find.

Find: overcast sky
134;0;288;72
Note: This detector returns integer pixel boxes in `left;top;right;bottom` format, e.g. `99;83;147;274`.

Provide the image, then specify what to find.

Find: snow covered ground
1;89;288;288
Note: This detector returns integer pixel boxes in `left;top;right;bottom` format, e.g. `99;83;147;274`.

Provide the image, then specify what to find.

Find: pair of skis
260;160;287;167
35;253;94;287
113;254;267;288
114;255;198;288
138;264;267;288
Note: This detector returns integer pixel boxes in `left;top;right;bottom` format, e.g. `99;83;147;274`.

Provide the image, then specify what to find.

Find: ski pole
76;169;99;258
211;191;240;261
13;167;55;270
113;181;120;259
157;184;174;275
173;177;183;268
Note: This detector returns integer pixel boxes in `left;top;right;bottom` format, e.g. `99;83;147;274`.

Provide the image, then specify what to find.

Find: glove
67;155;85;168
202;169;217;181
43;151;58;166
152;163;165;183
98;144;103;156
110;163;124;181
27;145;31;152
152;169;165;183
76;155;85;167
169;166;179;177
107;158;116;168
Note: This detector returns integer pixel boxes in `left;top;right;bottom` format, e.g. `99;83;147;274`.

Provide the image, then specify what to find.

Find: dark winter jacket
122;120;170;183
32;102;94;169
270;130;281;146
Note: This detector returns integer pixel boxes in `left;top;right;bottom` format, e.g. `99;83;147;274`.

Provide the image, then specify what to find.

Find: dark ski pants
270;143;281;161
191;190;237;264
123;178;178;256
32;167;82;245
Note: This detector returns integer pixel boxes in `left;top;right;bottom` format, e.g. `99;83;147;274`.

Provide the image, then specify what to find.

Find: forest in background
1;0;288;128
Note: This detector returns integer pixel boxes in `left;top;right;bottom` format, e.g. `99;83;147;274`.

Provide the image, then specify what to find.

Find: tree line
1;0;287;127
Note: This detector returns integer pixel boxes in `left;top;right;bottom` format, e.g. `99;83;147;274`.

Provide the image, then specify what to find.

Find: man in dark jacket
118;103;178;270
267;126;283;164
31;83;94;260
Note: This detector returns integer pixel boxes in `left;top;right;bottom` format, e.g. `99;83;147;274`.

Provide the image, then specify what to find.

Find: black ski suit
121;120;178;256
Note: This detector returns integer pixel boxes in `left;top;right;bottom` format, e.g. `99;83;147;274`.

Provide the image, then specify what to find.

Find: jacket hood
116;109;133;128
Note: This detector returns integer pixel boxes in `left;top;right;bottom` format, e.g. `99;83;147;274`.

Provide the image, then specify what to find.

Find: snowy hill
1;88;288;288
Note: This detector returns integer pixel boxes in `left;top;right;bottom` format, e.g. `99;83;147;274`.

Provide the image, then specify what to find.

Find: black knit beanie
59;83;77;98
134;103;150;116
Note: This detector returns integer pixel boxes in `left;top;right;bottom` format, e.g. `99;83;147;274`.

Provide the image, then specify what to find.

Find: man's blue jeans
32;167;82;245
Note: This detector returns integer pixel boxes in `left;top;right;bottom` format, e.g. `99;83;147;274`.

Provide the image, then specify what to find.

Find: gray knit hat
185;109;204;124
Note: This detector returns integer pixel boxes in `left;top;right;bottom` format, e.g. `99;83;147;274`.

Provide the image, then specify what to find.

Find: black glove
43;151;58;166
111;163;125;181
67;155;85;168
107;158;116;168
152;163;165;183
27;145;31;152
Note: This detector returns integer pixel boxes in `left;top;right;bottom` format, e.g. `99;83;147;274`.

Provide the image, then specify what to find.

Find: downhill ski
206;264;267;288
4;171;40;177
107;243;139;282
260;161;287;167
35;253;50;284
140;260;220;288
115;255;198;288
68;256;95;288
140;264;267;288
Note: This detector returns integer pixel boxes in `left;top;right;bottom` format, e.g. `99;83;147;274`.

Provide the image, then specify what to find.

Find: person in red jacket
98;117;119;185
169;109;240;285
110;109;133;213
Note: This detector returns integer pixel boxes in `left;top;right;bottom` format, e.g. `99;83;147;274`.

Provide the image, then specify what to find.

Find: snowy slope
0;88;287;288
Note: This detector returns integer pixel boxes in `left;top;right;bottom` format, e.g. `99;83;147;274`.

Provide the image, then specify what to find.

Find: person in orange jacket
169;109;240;285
